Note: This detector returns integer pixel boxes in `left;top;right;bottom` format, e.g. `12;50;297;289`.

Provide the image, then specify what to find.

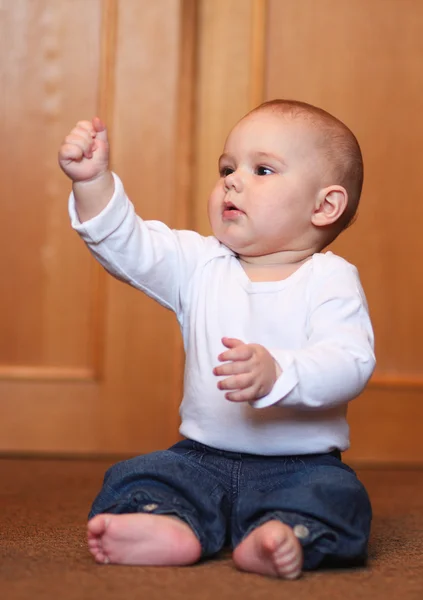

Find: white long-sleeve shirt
69;173;375;455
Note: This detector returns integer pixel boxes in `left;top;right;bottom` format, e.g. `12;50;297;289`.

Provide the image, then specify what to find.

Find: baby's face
208;110;326;258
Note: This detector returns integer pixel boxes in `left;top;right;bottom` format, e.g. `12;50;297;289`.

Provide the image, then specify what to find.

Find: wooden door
3;0;423;464
193;0;423;464
265;0;423;465
0;0;195;454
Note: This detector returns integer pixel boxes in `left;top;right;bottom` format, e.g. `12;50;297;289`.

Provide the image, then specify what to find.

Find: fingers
213;360;249;377
92;116;108;142
217;373;254;392
215;339;255;400
224;389;256;403
59;118;108;163
221;337;244;349
214;342;276;402
60;121;96;161
218;343;252;363
59;142;86;162
92;116;105;132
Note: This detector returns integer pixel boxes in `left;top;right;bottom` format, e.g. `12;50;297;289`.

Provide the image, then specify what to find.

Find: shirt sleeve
68;172;206;321
250;258;376;410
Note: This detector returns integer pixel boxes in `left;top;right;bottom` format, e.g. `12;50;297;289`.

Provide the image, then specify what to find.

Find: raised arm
60;118;209;319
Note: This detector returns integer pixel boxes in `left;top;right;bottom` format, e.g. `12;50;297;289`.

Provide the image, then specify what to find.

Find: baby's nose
224;170;243;192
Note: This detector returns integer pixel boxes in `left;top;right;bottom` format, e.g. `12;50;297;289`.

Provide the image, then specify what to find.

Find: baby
59;99;375;579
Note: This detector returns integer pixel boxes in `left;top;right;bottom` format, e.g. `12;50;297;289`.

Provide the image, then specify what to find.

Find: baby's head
208;99;363;260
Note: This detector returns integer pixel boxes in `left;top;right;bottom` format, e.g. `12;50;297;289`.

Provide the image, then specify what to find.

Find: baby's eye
256;166;273;176
219;166;234;177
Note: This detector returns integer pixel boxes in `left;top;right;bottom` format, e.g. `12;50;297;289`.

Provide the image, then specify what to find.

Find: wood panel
0;0;102;372
94;0;192;452
0;0;193;454
3;0;421;463
193;0;266;234
265;0;423;463
348;387;423;466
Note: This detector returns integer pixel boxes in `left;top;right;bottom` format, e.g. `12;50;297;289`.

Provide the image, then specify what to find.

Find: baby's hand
213;337;281;402
58;117;109;183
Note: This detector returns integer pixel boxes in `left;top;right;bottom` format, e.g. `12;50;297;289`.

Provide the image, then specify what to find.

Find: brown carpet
1;457;423;599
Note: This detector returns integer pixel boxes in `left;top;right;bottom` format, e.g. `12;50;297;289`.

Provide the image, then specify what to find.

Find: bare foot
232;520;303;579
87;513;202;566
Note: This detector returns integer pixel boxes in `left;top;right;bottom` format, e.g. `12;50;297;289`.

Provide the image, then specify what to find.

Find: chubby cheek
207;188;222;226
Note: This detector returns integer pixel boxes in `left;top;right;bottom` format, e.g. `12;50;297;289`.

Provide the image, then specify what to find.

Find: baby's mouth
223;200;243;214
222;201;244;219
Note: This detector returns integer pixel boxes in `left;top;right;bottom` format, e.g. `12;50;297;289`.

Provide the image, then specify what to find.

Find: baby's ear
311;186;348;227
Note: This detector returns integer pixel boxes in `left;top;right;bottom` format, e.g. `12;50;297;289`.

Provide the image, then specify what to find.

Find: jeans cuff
90;487;214;558
243;511;341;570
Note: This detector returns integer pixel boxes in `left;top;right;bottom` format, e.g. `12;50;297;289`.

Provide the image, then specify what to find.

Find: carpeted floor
1;457;423;599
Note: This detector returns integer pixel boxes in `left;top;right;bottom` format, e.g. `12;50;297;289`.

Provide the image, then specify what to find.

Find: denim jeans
89;439;372;570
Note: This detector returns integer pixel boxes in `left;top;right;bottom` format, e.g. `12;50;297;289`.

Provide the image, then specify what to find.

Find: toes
95;552;110;565
274;555;301;578
87;538;98;550
86;517;112;565
89;544;110;564
282;567;302;580
273;545;303;579
262;534;281;554
87;515;110;536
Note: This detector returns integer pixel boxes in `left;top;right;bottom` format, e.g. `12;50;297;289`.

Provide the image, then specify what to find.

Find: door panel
2;0;422;463
265;0;423;464
193;0;423;464
0;0;192;454
0;0;102;374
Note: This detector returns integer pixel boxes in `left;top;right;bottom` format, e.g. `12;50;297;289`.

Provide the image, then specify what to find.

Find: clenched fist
58;117;109;183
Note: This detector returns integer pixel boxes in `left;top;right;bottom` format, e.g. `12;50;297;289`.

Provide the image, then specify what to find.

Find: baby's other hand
58;117;109;183
213;337;281;402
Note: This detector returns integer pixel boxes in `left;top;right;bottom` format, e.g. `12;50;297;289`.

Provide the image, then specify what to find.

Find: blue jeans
89;439;372;570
